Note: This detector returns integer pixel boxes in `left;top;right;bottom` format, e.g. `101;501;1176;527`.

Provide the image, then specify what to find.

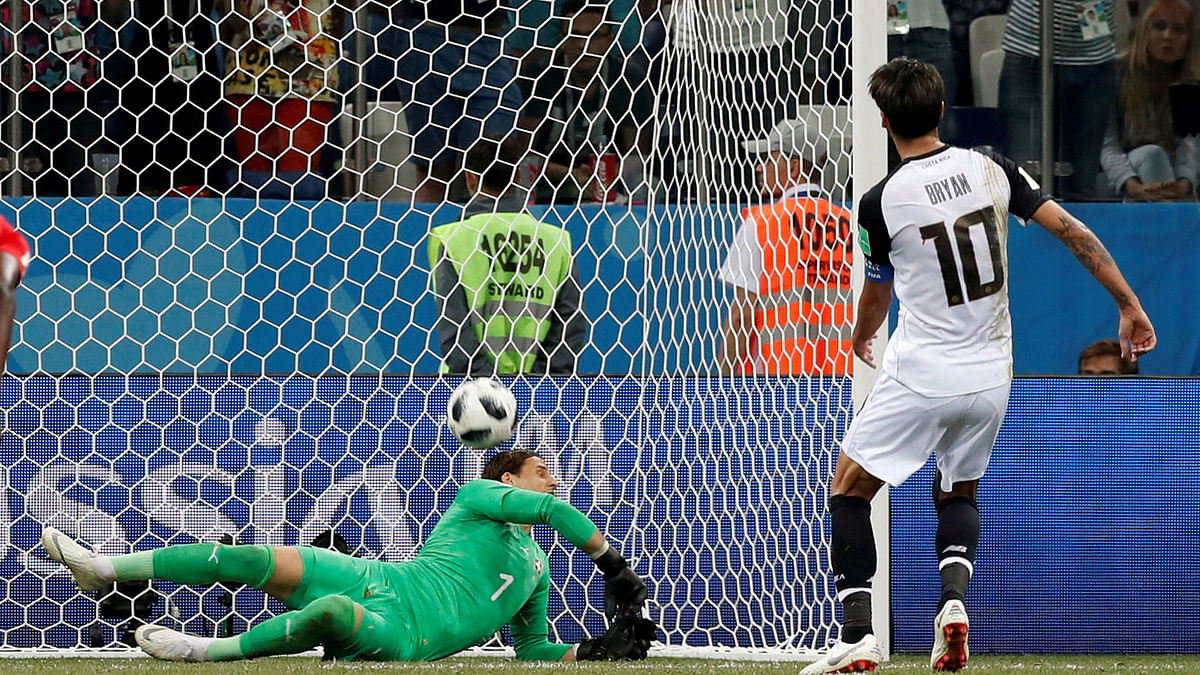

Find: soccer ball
446;378;519;449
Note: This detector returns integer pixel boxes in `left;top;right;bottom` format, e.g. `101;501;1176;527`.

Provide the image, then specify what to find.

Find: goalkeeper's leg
41;527;302;602
136;594;382;662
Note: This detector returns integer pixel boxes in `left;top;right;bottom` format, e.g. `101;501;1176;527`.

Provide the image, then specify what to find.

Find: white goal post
0;0;887;661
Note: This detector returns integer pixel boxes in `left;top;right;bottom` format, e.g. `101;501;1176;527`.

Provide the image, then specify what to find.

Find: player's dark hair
481;450;542;481
1078;338;1139;374
868;57;944;140
464;134;523;193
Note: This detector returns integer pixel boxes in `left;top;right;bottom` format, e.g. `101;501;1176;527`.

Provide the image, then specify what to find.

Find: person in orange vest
718;119;854;375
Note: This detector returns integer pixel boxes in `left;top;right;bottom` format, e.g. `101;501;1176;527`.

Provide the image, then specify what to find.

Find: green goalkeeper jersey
296;479;600;661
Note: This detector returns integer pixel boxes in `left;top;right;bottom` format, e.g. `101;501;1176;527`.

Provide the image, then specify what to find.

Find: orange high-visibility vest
744;196;854;375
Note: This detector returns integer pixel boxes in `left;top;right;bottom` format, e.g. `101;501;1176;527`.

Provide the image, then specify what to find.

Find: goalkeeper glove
575;611;657;661
591;544;648;619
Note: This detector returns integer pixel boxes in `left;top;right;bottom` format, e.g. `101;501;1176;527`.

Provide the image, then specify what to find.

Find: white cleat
931;599;970;671
801;634;881;674
135;624;213;662
41;527;111;591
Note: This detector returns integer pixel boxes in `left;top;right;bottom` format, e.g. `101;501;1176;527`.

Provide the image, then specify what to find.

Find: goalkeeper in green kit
41;451;655;662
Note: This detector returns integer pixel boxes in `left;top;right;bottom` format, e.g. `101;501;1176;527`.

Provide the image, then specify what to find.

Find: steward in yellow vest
428;137;586;375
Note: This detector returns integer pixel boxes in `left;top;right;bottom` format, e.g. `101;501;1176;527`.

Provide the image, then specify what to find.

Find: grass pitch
4;655;1200;674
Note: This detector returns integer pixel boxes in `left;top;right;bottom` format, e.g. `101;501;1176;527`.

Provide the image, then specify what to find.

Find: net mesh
0;0;861;657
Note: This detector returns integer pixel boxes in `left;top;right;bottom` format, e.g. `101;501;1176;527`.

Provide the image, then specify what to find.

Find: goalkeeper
42;451;655;662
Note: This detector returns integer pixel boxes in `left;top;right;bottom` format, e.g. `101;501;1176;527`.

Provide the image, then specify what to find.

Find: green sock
206;636;245;662
136;543;275;587
110;551;154;581
237;596;358;659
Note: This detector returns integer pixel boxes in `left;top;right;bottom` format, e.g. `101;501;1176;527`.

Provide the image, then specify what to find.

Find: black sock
830;494;875;642
935;496;979;609
842;591;872;643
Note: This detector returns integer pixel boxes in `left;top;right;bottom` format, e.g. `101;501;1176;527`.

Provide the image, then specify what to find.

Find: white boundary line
0;645;819;662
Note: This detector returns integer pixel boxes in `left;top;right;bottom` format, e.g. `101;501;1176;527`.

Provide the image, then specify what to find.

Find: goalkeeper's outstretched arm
457;478;648;614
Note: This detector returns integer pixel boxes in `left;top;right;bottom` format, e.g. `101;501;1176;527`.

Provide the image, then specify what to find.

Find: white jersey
857;145;1050;396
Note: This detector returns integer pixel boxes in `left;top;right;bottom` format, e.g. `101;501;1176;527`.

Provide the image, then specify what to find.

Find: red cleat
931;600;970;671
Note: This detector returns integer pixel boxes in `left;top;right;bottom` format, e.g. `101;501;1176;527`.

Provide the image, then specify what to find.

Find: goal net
0;0;883;659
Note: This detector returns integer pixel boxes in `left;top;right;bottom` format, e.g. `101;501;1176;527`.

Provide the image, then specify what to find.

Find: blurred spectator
522;0;653;204
508;0;562;98
1078;338;1139;373
428;136;586;375
998;0;1120;200
355;1;522;203
216;0;340;200
103;0;228;196
813;0;852;104
1100;0;1200;200
0;0;117;196
888;0;957;110
668;0;803;201
945;0;1011;105
887;0;956;168
509;0;659;92
634;0;669;81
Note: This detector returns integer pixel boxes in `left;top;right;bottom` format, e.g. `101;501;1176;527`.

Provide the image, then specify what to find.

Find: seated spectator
508;0;560;100
523;0;652;204
1100;0;1200;201
216;0;340;200
511;0;659;98
667;0;801;202
0;0;116;197
1078;338;1140;374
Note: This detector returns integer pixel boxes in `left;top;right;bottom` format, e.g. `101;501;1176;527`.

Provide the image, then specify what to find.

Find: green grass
4;655;1200;674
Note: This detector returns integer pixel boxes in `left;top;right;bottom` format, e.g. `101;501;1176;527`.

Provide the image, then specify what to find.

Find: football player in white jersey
801;57;1156;674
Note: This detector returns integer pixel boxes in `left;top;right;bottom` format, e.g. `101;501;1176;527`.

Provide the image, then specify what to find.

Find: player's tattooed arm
1054;213;1118;279
1032;201;1141;312
1031;202;1156;358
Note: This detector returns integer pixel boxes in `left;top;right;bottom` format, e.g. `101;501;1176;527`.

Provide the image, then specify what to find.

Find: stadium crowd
0;0;1196;202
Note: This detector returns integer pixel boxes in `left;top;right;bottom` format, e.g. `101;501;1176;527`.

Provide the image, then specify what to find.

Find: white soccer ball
446;378;519;449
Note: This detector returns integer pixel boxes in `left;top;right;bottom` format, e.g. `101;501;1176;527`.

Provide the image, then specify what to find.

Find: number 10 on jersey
919;207;1005;307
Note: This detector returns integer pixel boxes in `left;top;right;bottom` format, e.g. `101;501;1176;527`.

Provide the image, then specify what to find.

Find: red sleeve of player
0;217;31;277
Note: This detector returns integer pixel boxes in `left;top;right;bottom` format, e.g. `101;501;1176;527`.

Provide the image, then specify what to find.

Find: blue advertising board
891;377;1200;653
3;375;1196;653
0;375;849;651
